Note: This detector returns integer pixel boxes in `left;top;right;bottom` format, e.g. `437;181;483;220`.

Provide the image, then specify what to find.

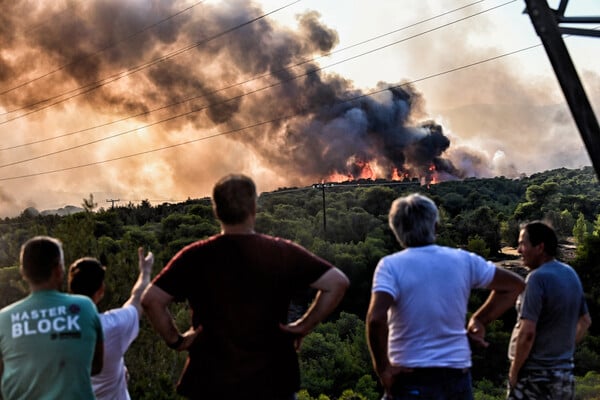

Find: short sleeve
152;244;196;302
371;258;398;299
279;239;333;288
467;251;496;289
519;273;543;322
100;305;139;354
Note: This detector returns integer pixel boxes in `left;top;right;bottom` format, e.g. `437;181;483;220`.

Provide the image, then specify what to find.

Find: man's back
0;290;102;400
152;233;333;398
373;244;496;368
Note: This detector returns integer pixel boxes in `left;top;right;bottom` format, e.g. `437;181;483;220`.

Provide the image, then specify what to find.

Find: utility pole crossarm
106;199;120;209
523;0;600;180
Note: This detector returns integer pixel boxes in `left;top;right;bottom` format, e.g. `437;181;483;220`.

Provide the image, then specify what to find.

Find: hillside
1;166;599;399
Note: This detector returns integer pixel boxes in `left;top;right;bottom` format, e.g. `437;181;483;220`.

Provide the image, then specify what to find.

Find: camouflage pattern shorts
507;369;574;400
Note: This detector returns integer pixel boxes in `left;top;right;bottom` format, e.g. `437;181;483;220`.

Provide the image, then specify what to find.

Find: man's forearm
473;268;524;325
366;318;390;375
509;323;535;384
124;248;153;315
144;303;181;344
472;290;516;326
293;286;346;333
291;268;349;334
141;286;181;345
124;270;151;312
575;313;592;344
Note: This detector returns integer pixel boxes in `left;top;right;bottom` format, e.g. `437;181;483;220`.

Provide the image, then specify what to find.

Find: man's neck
221;222;255;235
29;282;61;292
530;255;554;269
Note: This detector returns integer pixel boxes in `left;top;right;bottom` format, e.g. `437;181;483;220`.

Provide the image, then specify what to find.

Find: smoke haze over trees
1;0;598;218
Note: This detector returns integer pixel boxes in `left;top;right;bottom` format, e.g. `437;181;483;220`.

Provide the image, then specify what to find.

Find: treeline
1;167;600;399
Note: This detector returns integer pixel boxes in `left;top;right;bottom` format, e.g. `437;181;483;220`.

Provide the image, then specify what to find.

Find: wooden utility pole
523;0;600;179
106;199;120;209
313;183;332;232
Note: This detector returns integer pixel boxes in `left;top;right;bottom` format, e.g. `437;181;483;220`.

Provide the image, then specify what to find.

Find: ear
92;282;105;304
537;241;546;255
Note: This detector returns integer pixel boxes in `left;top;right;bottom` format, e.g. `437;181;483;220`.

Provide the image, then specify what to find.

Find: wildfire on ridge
428;163;439;186
324;160;442;186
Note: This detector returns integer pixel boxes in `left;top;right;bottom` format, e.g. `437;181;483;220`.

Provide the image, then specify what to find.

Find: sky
0;0;599;217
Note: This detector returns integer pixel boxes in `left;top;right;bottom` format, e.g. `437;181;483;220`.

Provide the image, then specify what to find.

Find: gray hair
388;193;439;247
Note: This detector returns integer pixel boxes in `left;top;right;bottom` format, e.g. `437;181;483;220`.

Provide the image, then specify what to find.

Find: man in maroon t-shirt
142;174;349;400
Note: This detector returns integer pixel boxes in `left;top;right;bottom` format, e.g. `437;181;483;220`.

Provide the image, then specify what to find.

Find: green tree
82;193;98;212
467;235;490;258
558;209;576;238
54;212;97;264
337;390;367;400
573;213;589;244
593;214;600;237
473;378;505;400
358;186;397;217
455;206;501;254
441;192;467;217
299;313;375;399
575;371;600;400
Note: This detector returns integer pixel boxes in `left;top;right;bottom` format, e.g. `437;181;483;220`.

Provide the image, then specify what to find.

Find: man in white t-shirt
366;193;525;400
68;247;154;400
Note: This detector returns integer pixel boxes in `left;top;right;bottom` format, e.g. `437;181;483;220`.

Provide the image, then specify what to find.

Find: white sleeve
100;305;140;355
371;257;398;299
467;251;496;289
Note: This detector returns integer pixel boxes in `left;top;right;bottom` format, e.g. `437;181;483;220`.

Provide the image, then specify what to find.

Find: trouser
507;369;574;400
383;367;473;400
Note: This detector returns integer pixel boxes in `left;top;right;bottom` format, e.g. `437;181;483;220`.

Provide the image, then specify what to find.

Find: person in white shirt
68;247;154;400
366;193;525;400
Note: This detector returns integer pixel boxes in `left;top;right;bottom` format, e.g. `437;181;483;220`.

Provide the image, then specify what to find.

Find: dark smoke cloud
0;0;506;216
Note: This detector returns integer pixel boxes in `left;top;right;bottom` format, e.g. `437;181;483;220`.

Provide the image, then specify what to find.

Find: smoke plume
0;0;595;216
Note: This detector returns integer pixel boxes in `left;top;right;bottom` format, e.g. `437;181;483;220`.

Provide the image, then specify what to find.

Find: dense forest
1;166;600;399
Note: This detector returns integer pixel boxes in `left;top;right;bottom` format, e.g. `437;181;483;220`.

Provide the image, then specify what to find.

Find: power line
0;41;544;182
0;1;206;97
0;0;300;121
0;0;493;152
0;0;520;169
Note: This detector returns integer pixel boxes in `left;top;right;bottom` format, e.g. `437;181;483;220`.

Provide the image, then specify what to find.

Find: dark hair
68;257;106;298
212;174;257;225
521;221;558;257
20;236;64;284
388;193;439;247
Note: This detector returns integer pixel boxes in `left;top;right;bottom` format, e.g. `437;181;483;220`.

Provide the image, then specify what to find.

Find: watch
167;334;184;349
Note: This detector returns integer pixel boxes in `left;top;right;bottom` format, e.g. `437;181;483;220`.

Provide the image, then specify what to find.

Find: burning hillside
0;0;523;216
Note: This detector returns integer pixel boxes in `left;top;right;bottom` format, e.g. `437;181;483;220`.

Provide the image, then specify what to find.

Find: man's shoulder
534;260;574;276
0;296;28;314
101;304;137;315
65;292;98;309
101;305;138;323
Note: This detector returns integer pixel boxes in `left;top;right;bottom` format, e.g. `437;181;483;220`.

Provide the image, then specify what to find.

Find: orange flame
326;172;353;183
356;160;376;180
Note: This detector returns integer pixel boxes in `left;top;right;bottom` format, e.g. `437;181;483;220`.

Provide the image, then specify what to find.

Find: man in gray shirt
508;221;592;400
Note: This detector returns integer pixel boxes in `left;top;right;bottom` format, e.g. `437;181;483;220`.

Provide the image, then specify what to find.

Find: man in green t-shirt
0;236;104;400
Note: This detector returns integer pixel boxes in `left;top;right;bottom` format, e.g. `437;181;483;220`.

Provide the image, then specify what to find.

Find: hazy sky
0;0;598;217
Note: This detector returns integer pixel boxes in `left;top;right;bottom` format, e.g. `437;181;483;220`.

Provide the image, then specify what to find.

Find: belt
404;367;470;378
